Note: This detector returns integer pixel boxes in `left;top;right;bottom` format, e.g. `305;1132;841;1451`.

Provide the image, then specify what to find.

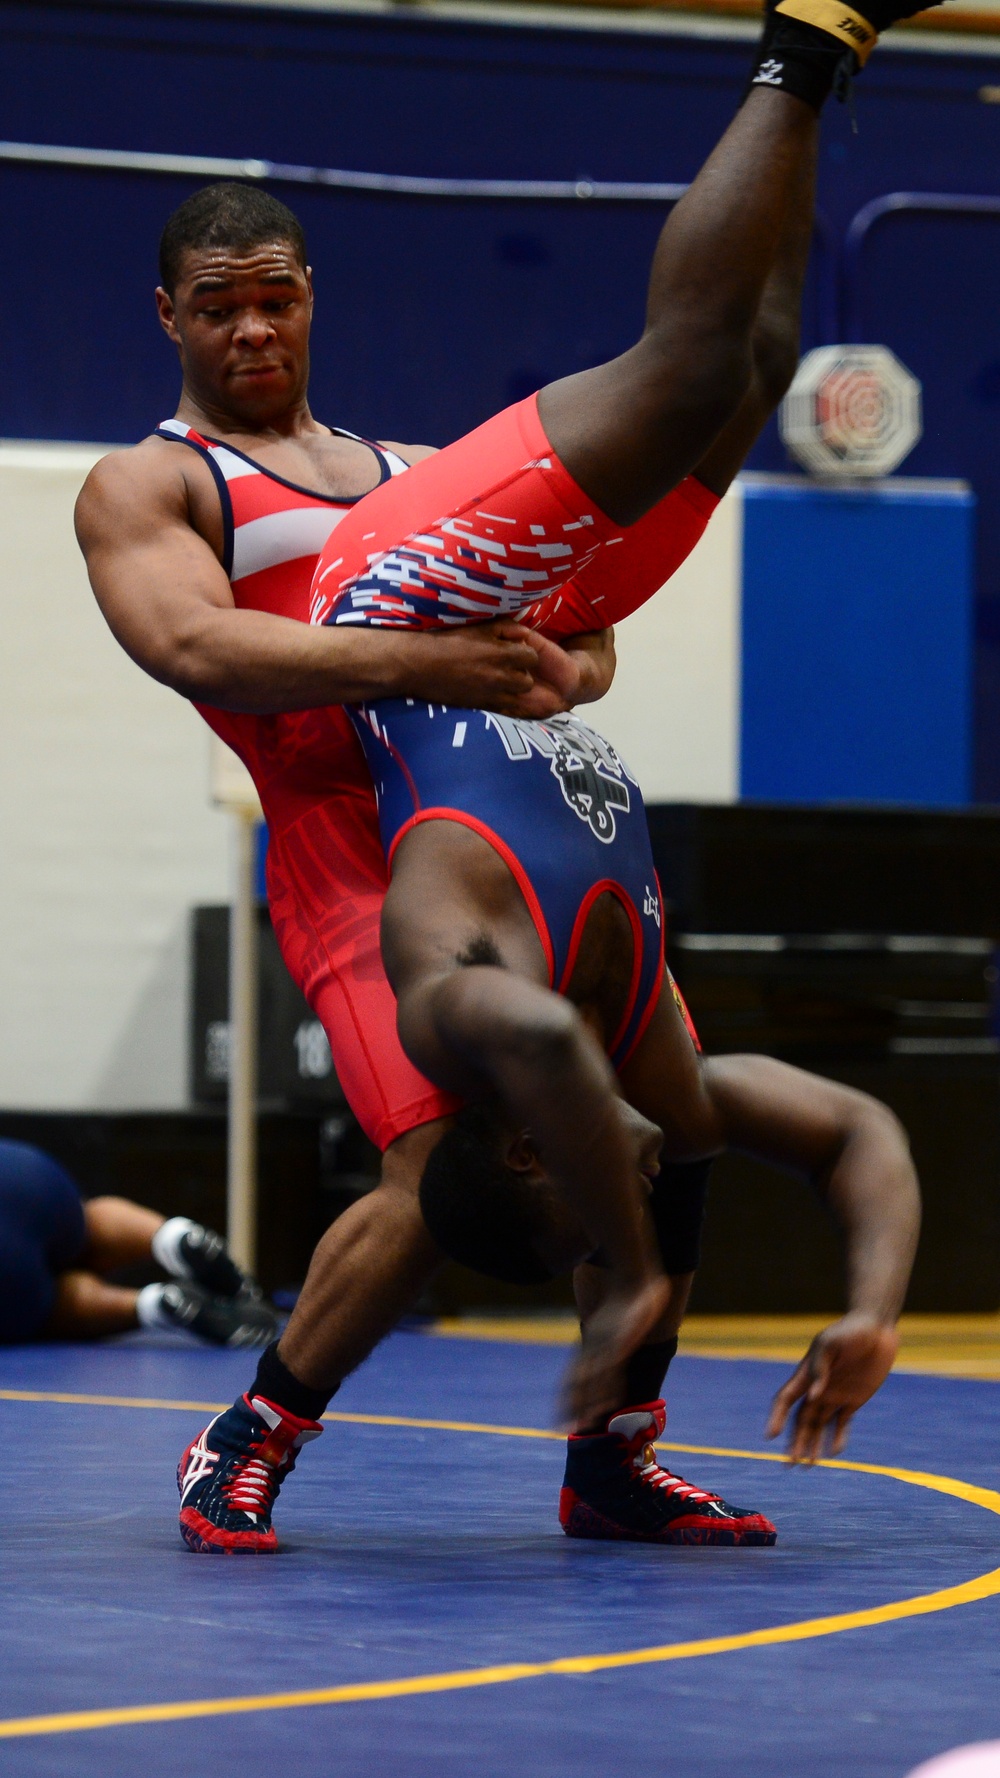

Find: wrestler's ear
504;1131;543;1177
155;286;181;346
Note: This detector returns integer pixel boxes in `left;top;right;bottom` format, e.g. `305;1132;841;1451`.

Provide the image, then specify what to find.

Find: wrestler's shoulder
76;434;193;531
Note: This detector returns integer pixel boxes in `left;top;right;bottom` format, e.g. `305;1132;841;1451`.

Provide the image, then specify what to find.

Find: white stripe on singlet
231;506;348;582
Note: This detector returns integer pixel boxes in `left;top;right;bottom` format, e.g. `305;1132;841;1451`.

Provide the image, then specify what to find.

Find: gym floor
3;1322;1000;1777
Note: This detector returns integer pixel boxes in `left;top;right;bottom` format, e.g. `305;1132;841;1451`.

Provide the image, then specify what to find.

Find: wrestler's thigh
537;334;730;527
310;954;460;1154
311;396;624;628
618;977;721;1161
381;819;550;1094
269;843;458;1151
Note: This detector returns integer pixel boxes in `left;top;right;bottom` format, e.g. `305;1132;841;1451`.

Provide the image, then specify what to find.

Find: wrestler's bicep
76;452;235;682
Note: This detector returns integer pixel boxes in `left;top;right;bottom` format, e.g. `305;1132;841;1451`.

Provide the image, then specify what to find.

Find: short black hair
158;182;307;294
418;1106;557;1287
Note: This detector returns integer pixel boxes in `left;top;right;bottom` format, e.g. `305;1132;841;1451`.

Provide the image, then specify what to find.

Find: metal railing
843;189;1000;337
0;137;688;204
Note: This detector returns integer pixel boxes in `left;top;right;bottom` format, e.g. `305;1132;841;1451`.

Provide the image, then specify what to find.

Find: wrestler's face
156;239;314;425
505;1100;664;1276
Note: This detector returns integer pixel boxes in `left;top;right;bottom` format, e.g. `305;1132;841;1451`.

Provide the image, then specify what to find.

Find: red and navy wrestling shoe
560;1401;777;1546
177;1393;323;1553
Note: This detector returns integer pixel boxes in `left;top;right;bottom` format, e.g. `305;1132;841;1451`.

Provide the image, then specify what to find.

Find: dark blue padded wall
0;161;667;447
2;0;1000;785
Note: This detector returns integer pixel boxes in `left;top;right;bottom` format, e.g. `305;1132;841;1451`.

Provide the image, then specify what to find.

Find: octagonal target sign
779;344;922;479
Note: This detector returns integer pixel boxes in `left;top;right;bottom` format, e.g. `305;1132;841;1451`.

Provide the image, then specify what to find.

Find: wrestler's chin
225;365;298;420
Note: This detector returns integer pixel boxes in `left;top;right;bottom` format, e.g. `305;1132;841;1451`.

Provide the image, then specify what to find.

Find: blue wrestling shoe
178;1393;323;1553
560;1401;777;1546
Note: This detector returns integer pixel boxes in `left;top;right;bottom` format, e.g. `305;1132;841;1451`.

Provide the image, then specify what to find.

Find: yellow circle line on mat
0;1389;996;1506
1;1389;1000;1738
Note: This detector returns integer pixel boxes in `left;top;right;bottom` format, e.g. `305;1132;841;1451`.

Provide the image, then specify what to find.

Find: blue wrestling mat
2;1327;999;1777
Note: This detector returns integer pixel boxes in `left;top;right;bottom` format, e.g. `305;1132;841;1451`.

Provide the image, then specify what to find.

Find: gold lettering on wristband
775;0;878;66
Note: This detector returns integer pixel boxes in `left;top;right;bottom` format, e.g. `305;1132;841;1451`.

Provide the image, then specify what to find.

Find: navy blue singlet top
351;702;665;1068
0;1141;86;1343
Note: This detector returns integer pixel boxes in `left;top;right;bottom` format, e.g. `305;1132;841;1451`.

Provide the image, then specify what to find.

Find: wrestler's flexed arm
76;443;595;719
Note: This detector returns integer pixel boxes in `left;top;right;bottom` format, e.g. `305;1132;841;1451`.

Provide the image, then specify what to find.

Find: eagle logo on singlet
484;712;635;844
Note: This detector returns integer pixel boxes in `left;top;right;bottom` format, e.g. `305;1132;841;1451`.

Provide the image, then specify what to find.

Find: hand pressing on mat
703;1057;918;1464
767;1313;899;1464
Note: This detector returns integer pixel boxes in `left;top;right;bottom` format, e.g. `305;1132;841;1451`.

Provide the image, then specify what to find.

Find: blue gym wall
740;479;976;804
3;0;1000;790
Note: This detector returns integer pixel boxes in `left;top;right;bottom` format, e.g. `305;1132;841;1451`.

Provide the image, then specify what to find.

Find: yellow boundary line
1;1388;999;1738
3;1568;1000;1740
427;1316;1000;1380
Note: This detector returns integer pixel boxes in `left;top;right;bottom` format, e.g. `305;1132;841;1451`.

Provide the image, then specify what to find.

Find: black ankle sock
250;1341;337;1424
579;1337;679;1436
749;19;855;110
622;1337;679;1411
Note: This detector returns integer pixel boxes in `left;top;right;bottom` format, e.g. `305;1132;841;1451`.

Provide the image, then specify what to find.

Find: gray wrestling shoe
152;1216;263;1301
141;1281;279;1348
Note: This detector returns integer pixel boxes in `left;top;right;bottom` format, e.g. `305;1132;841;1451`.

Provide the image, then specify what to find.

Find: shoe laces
223;1450;285;1515
634;1442;715;1505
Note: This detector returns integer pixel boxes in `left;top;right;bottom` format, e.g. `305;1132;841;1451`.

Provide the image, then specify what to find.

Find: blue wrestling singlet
350;702;665;1067
0;1141;87;1343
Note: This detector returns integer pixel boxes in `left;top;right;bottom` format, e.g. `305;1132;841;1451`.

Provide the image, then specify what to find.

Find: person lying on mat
417;1051;921;1540
0;1138;277;1347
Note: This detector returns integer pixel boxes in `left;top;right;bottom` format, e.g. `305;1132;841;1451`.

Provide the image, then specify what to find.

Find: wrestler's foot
749;0;943;108
559;1401;777;1546
178;1393;323;1552
779;0;944;61
152;1215;262;1300
145;1280;279;1347
766;0;942;35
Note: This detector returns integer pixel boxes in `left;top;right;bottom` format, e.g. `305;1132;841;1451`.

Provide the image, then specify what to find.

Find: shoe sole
178;1506;278;1554
561;1502;777;1546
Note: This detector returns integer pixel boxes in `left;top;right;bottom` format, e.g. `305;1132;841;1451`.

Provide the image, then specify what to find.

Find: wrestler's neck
174;377;325;448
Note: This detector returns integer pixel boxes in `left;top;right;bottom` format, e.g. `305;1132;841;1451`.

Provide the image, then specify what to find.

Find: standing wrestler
77;0;937;1549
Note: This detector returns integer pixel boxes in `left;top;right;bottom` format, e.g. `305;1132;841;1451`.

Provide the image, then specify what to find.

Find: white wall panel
0;443;229;1109
587;482;742;801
